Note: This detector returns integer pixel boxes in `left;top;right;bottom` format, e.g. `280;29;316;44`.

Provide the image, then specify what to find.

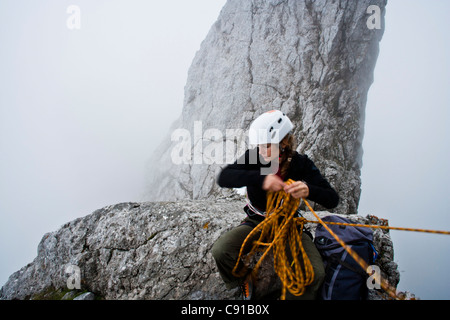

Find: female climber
212;110;339;300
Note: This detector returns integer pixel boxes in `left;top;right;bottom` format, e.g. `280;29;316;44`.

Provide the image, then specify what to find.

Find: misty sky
1;1;449;299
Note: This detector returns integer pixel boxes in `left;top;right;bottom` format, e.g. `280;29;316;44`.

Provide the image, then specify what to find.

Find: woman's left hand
284;181;309;199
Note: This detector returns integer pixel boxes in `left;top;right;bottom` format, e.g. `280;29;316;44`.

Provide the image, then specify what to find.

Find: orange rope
305;219;450;235
232;180;314;299
303;198;400;300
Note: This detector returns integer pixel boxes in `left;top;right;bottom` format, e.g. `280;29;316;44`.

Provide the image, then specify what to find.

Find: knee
211;237;225;262
313;260;325;286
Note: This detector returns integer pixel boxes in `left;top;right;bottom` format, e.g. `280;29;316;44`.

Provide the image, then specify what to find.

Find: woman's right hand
262;174;286;192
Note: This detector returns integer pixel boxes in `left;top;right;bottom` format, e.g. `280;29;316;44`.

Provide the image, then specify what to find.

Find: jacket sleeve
217;149;266;188
301;156;340;209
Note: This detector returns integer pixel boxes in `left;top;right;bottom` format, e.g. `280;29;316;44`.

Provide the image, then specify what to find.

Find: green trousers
211;217;325;300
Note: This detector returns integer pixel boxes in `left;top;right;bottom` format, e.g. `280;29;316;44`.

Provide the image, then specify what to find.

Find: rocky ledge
1;196;400;300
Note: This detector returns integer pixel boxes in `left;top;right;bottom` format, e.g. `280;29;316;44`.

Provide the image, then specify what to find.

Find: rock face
0;199;243;300
146;0;386;214
0;198;399;300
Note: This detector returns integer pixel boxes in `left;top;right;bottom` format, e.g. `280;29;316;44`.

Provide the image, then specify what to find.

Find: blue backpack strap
369;242;378;263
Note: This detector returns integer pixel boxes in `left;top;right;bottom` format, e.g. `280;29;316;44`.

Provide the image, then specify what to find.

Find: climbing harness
245;192;267;217
232;179;450;300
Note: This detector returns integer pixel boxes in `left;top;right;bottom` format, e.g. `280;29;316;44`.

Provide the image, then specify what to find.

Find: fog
1;0;449;299
359;0;450;299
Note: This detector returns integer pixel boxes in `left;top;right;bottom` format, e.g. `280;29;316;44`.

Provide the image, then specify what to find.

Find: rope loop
233;180;314;299
233;179;450;299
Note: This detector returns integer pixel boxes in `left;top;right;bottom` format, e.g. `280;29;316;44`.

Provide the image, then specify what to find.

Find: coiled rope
232;179;450;300
232;180;314;300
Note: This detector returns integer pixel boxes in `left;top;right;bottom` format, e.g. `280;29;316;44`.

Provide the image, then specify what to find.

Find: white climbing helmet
248;110;294;145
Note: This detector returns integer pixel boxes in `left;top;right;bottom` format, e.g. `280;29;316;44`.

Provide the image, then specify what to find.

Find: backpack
313;215;378;300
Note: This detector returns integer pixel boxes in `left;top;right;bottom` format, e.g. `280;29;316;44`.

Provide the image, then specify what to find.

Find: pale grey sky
359;0;450;299
1;0;449;299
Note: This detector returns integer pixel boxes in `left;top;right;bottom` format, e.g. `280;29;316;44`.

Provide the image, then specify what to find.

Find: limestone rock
0;198;398;300
146;0;387;214
0;199;244;300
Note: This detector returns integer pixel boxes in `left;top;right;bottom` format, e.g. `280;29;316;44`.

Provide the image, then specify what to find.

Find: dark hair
279;134;296;178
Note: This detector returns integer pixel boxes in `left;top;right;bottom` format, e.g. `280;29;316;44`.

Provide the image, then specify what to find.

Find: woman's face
258;143;279;162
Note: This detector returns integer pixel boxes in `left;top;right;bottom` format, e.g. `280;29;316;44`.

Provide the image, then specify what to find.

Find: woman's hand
284;181;309;199
262;174;286;192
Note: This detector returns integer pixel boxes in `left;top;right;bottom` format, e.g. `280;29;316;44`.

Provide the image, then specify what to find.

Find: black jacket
217;148;339;212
